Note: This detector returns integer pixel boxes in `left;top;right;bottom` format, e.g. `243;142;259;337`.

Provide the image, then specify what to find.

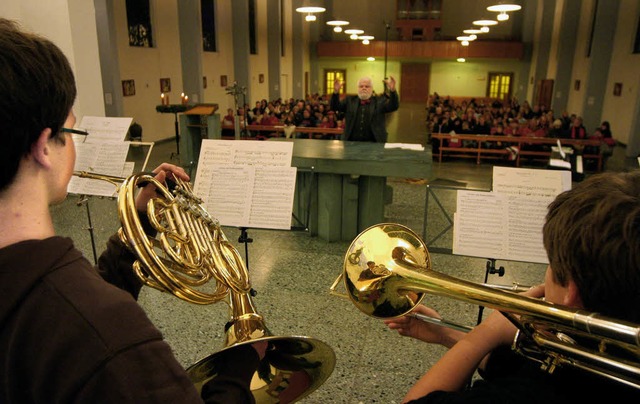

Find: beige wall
545;0;565;80
601;0;640;145
2;0;105;123
280;0;294;100
113;0;183;141
315;59;401;96
202;0;235;111
430;60;524;98
566;0;595;117
248;0;270;103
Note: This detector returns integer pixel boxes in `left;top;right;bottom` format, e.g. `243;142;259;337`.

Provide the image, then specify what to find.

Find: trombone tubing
391;263;640;347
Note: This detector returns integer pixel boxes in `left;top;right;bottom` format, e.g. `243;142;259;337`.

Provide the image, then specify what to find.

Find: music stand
72;141;154;264
156;104;188;159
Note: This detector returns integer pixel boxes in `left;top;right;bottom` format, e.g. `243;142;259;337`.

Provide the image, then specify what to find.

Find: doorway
400;63;430;102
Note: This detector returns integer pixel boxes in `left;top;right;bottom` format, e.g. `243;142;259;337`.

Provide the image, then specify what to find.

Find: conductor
330;76;399;142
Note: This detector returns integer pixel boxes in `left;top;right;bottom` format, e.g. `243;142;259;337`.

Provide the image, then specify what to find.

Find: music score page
194;140;296;230
453;167;571;264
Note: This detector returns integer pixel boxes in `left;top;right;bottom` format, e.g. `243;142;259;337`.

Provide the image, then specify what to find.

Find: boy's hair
543;171;640;322
0;19;77;192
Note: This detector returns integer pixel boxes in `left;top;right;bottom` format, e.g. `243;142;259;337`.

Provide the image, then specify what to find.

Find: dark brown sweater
0;236;256;403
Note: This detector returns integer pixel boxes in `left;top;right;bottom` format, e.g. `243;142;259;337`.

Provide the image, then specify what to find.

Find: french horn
75;171;335;403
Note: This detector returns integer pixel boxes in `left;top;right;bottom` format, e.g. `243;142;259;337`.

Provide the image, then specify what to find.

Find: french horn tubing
340;223;640;389
74;171;336;403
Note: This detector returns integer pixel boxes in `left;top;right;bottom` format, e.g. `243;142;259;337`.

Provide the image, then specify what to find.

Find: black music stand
156;104;188;158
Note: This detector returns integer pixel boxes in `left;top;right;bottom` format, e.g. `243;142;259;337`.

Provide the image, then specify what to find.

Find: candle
183;95;189;105
161;93;165;105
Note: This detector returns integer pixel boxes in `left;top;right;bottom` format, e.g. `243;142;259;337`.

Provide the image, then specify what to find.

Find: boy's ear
31;128;54;169
563;280;584;308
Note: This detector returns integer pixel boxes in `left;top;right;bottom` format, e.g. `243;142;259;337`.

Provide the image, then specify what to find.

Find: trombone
74;171;335;403
334;222;640;389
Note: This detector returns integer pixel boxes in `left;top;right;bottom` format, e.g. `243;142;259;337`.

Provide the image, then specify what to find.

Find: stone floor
51;103;638;403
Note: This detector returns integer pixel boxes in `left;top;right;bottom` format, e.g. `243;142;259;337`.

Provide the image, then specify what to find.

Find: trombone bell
344;223;430;318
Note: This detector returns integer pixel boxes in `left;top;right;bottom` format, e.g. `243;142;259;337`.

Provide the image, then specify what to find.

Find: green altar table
288;139;432;241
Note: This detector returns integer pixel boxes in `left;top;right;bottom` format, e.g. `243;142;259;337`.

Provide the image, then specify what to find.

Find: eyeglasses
60;127;89;142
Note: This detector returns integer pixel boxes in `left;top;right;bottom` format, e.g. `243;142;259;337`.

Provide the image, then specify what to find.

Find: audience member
570;116;587;139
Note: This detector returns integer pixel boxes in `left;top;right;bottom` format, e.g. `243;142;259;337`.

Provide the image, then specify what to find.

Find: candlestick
182;95;189;106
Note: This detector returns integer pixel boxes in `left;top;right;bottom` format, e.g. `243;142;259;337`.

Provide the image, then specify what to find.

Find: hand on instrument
384;305;465;348
471;284;546;353
383;76;396;92
333;78;342;94
135;163;190;212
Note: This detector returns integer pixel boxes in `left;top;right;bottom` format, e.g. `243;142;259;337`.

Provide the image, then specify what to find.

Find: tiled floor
51;103;638;403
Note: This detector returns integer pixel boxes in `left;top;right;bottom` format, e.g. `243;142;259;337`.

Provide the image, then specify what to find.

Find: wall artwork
160;78;171;93
126;0;153;47
122;80;136;96
203;76;207;89
613;82;622;97
574;80;580;91
259;74;265;84
220;75;228;87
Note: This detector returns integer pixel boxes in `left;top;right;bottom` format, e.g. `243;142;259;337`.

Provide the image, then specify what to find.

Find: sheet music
453;168;572;264
197;139;293;167
194;140;296;229
249;166;297;229
384;143;425;151
78;116;133;143
67;141;130;197
453;191;549;264
492;166;571;200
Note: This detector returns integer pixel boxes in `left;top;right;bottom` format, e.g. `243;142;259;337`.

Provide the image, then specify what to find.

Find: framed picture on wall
613;82;622;96
160;78;171;93
122;80;136;96
259;74;264;83
220;75;228;87
574;80;581;91
203;76;207;89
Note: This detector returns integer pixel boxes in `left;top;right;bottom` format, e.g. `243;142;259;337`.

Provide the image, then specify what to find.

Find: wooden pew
431;133;604;171
221;124;343;140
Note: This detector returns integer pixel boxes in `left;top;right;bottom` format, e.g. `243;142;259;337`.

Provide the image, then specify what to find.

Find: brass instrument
339;223;640;389
74;171;335;403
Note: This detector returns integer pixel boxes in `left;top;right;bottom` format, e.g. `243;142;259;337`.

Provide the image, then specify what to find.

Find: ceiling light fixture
326;20;349;33
487;4;521;22
473;19;499;27
463;29;483;34
457;58;466;62
295;6;325;22
344;28;364;40
358;35;374;45
456;35;476;42
487;4;522;12
367;57;375;61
